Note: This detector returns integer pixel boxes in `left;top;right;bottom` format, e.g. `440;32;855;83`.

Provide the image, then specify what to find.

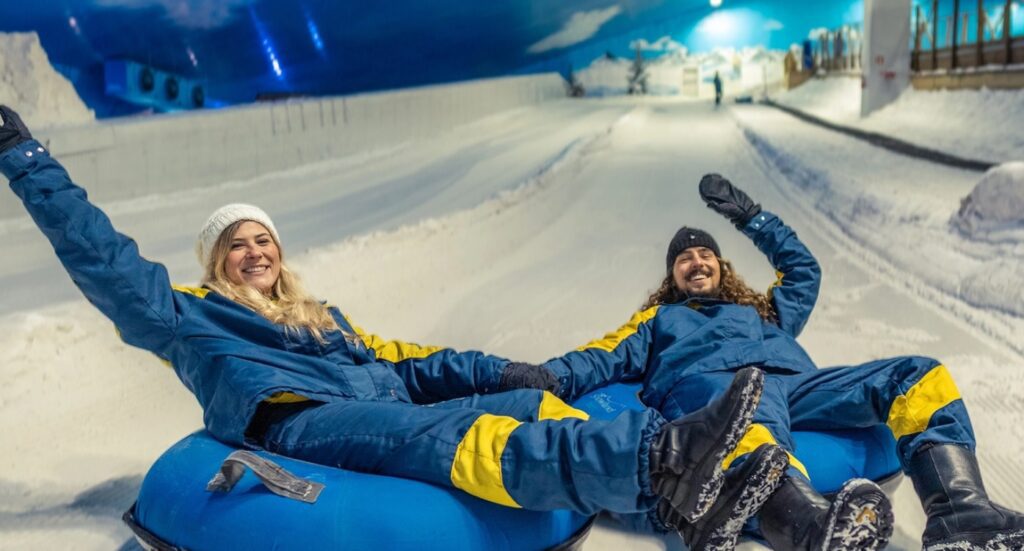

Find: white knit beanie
196;203;280;269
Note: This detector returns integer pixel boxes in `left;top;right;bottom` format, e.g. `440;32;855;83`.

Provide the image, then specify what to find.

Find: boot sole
686;368;765;523
821;478;894;551
698;445;789;551
924;528;1024;551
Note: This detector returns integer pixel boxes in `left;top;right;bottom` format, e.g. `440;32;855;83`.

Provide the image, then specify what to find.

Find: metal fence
912;0;1022;71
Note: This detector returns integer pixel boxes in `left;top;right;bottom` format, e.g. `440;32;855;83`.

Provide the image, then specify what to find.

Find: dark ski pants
661;356;975;480
255;389;665;515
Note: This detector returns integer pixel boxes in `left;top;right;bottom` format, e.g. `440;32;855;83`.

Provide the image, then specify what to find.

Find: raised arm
699;174;821;336
541;307;657;401
341;315;518;403
1;107;188;354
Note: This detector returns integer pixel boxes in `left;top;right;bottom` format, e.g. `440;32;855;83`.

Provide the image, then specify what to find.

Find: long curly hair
642;258;778;323
201;220;343;343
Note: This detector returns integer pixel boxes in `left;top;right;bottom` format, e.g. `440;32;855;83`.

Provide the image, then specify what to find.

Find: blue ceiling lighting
67;15;82;36
304;10;326;56
248;7;284;80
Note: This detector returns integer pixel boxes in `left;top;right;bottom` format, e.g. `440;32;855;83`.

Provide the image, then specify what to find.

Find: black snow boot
650;366;764;523
758;475;893;551
661;443;789;551
909;444;1024;551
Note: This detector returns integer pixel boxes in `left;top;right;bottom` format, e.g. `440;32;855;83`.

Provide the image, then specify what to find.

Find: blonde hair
201;220;342;342
642;258;778;323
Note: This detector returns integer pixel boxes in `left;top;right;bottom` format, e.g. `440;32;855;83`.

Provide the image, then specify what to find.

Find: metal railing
912;0;1022;71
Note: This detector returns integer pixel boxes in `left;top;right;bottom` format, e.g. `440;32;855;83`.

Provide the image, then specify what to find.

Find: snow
0;32;94;128
576;47;785;98
952;161;1024;236
3;39;1024;551
733;103;1024;343
773;77;1024;162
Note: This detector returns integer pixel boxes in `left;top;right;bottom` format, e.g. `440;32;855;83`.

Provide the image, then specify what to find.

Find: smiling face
671;246;722;297
223;221;281;294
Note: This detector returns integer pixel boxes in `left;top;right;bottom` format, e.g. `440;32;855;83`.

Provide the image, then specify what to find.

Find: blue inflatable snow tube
573;383;903;495
125;384;901;550
125;431;591;551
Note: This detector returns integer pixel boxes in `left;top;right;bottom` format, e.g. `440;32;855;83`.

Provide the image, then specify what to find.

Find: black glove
0;106;33;154
698;173;762;229
498;362;561;395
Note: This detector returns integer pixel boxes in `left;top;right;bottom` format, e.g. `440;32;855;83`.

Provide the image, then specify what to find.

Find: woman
1;105;772;537
535;174;1024;551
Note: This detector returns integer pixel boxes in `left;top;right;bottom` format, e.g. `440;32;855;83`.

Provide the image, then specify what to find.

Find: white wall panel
4;74;565;219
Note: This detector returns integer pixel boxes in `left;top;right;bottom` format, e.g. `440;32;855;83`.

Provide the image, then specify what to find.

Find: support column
862;0;912;117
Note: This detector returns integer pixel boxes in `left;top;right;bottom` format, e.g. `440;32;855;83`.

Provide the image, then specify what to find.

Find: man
536;174;1024;550
713;71;723;106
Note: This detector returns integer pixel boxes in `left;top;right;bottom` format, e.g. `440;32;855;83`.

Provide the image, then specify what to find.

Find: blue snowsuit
3;140;666;516
543;211;975;502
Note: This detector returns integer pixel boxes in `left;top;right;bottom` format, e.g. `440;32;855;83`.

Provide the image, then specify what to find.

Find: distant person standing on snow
712;71;723;106
0;104;776;538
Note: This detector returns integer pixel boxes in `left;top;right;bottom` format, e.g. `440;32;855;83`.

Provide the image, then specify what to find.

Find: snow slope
3;95;1024;550
773;77;1024;162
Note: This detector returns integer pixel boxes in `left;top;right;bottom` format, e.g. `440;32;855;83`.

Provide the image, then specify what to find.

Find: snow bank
734;105;1024;352
0;32;94;128
952;162;1024;236
865;87;1024;163
773;76;861;122
774;77;1024;162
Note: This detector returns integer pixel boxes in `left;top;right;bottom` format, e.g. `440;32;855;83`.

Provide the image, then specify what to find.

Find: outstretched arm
541;307;657;401
341;315;518;403
1;107;188;354
699;174;821;337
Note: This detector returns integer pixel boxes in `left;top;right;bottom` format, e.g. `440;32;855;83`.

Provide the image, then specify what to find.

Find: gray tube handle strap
206;450;324;504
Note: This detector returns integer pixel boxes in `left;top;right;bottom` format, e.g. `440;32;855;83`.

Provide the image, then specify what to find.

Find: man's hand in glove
698;173;762;229
498;362;562;395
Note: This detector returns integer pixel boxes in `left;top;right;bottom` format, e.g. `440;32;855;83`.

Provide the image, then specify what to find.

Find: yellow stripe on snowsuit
451;414;523;508
577;306;659;353
538;391;590;421
721;424;810;479
265;392;309;403
767;270;784;296
887;365;961;440
344;316;444;362
172;284;210;298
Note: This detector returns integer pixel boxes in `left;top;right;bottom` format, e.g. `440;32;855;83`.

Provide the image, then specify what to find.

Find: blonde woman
1;105;776;536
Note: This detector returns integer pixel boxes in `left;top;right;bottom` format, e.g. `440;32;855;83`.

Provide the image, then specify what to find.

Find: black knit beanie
666;227;721;273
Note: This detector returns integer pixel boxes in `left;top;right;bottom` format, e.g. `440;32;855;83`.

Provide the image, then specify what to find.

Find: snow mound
576;56;631;96
0;32;94;128
952;162;1024;236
